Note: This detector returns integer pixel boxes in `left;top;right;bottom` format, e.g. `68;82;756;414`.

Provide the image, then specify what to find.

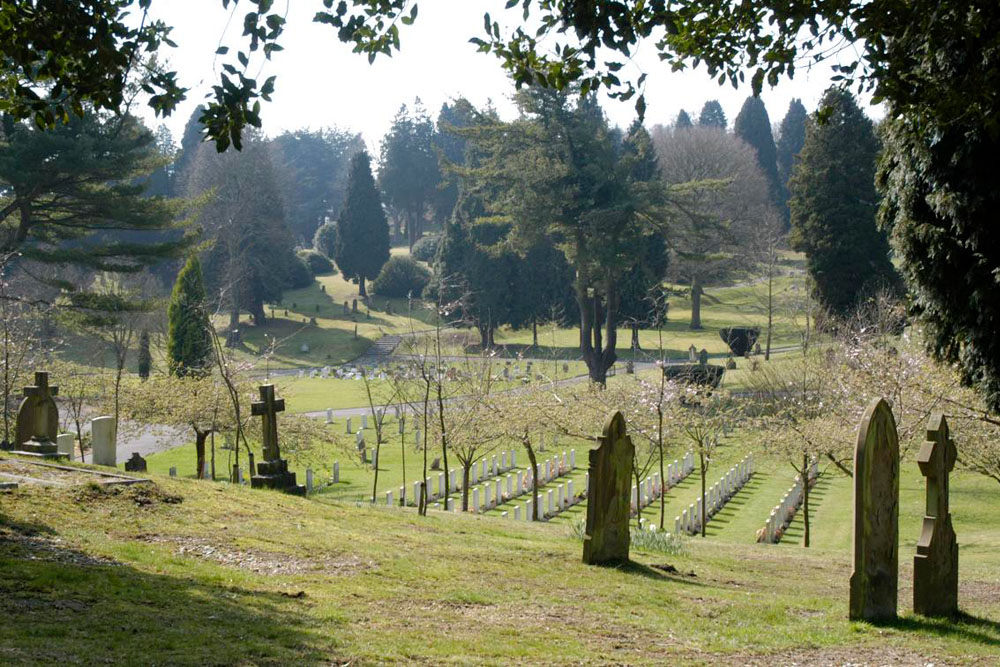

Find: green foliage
430;99;478;226
378;102;439;247
270;128;363;244
334;150;390;296
312;221;338;258
296;249;336;276
167;256;212;377
675;109;693;129
137;330;152;380
371;255;431;298
788;89;899;317
409;233;440;263
776;100;808;197
0;111;191;295
733;96;781;210
698;101;727;129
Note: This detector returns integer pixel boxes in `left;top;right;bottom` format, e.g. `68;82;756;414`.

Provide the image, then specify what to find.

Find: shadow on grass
618;560;707;588
0;519;324;664
868;612;1000;647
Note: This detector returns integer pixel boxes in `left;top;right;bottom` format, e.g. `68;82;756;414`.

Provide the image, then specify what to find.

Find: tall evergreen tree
698;100;727;129
789;89;899;316
335;150;390;298
378;102;440;248
733;96;781;210
137;330;152;380
0;112;190;300
167;256;213;377
675;109;693;129
776;99;808;225
431;99;478;228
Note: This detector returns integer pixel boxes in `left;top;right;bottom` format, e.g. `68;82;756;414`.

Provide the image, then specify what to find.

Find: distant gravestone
11;371;62;459
698;349;709;366
583;411;635;565
849;398;899;622
688;344;698;361
352;298;358;314
90;416;117;467
913;413;959;617
124;452;147;473
249;384;305;495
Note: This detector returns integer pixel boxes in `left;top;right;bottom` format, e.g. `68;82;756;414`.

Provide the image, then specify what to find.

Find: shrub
719;326;760;357
297;249;336;276
286;258;314;289
371;256;431;298
410;234;440;263
312;221;337;258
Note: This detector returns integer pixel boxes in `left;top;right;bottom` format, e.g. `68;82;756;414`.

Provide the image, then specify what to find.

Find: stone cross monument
249;384;305;495
849;398;899;622
12;371;62;459
913;412;959;617
583;411;635;566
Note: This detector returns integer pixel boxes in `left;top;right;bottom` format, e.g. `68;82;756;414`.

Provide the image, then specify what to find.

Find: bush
297;249;336;276
719;326;760;357
312;221;337;258
286;256;314;289
410;234;440;263
371;256;431;298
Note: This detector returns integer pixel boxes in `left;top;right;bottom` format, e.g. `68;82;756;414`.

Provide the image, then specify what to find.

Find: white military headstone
90;416;116;467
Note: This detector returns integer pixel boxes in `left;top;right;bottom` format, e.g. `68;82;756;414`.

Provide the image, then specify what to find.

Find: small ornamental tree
334;150;390;298
137;330;152;380
167;256;212;377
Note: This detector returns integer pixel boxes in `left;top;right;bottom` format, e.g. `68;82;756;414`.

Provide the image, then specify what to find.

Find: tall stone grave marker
849;398;900;622
913;413;959;617
249;384;305;495
583;411;635;565
11;371;62;459
91;416;117;466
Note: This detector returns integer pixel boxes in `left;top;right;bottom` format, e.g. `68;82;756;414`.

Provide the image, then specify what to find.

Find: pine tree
789;89;899;316
167;256;213;377
776;99;808;224
137;330;152;380
675;109;694;129
698;100;727;129
335;151;390;298
733;96;781;210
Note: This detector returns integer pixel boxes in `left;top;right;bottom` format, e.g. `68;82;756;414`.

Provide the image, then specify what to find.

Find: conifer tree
137;330;152;380
698;100;727;129
167;256;213;377
789;89;899;316
335;151;390;298
675;109;693;129
776;99;808;224
734;96;781;210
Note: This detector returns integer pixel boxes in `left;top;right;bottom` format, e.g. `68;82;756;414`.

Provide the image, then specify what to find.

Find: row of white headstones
675;454;755;535
630;453;697;518
758;459;819;544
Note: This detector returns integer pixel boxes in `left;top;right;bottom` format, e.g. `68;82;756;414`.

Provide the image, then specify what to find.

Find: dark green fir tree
167;256;213;376
334;151;391;298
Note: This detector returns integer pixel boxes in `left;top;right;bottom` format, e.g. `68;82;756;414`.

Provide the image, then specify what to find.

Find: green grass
2;453;998;665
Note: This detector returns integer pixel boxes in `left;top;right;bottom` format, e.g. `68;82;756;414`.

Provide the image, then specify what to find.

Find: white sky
139;1;877;153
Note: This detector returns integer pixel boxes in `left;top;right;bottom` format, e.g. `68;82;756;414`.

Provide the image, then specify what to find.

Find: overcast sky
140;1;877;153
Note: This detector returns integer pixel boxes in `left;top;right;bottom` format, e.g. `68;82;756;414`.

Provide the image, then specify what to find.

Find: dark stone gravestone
249;385;305;495
124;452;148;473
12;371;62;459
913;413;959;617
849;398;899;622
583;411;635;565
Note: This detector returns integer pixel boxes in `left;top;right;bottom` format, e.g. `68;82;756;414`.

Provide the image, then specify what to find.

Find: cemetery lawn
2;465;998;665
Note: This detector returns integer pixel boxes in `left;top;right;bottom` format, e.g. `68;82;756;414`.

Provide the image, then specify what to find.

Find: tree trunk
479;325;490;350
194;429;209;480
634;465;642;529
765;252;774;360
532;319;538;348
699;451;707;538
577;275;618;386
358;276;367;298
657;406;666;531
631;323;641;352
526;442;540;521
226;309;240;348
400;429;407;506
462;465;471;511
802;453;811;548
250;301;265;326
690;276;703;330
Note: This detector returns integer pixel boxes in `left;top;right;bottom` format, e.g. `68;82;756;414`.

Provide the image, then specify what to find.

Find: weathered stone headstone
688;344;698;361
249;384;305;495
11;371;62;459
698;349;709;366
56;433;75;458
91;416;117;467
124;452;147;473
849;398;900;622
913;413;959;617
583;411;635;565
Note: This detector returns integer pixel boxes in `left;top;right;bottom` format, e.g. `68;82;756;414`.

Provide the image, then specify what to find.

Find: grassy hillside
1;464;998;665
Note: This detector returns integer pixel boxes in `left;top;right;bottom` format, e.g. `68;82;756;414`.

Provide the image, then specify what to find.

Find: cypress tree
789;89;899;317
675;109;693;129
167;256;213;376
734;96;781;210
137;330;152;380
776;99;808;225
698;100;727;129
334;150;390;298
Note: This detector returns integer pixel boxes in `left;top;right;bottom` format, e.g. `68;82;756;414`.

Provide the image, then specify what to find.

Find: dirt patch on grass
72;481;182;507
137;534;372;576
740;645;956;666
